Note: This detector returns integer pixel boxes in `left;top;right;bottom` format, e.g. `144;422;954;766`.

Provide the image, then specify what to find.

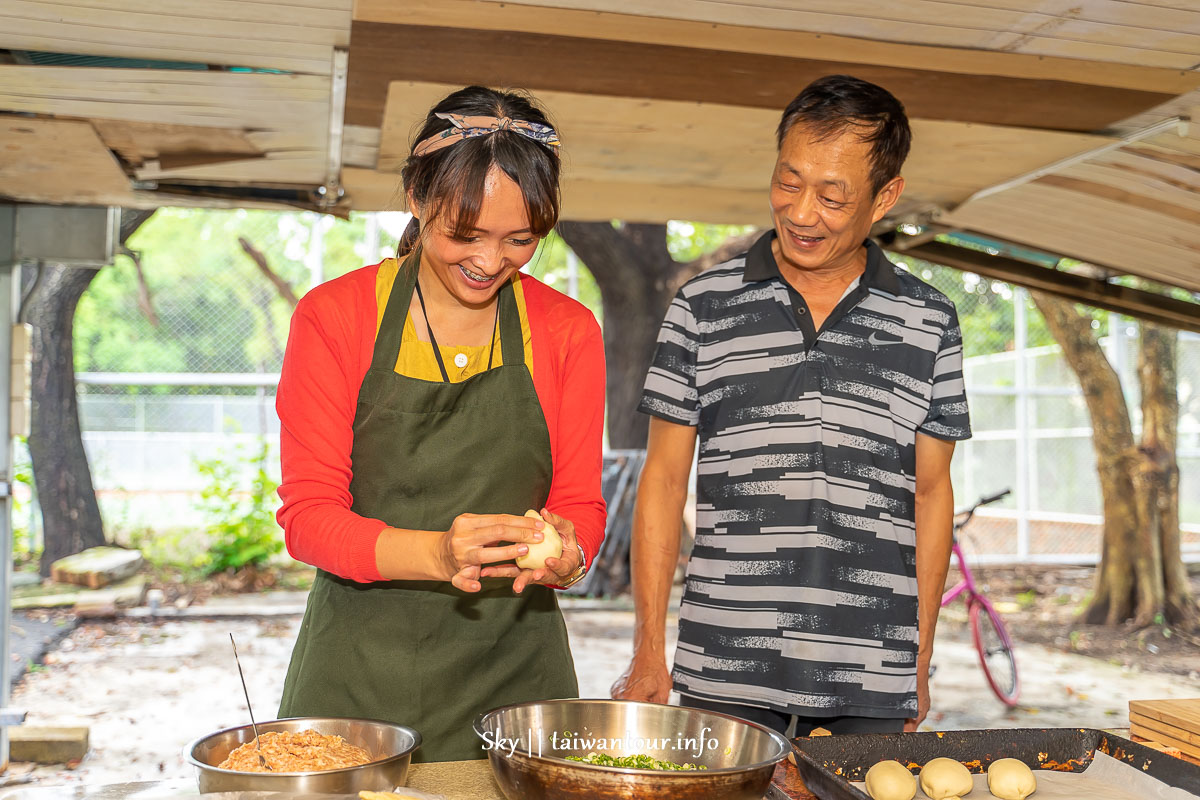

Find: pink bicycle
941;489;1019;707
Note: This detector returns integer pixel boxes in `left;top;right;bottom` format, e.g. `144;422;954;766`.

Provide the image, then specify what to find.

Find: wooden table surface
405;760;505;800
402;733;1200;800
404;757;817;799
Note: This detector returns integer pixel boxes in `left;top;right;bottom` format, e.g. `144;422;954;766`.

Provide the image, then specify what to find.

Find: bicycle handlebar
978;488;1012;507
953;488;1012;532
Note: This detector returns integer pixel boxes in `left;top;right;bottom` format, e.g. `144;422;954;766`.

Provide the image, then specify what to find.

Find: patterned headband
412;112;561;157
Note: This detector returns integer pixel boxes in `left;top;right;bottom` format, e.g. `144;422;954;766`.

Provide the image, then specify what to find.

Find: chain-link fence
65;209;408;532
898;257;1200;564
15;210;1200;564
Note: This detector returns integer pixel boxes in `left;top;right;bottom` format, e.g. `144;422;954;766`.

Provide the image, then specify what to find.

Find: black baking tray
790;728;1200;800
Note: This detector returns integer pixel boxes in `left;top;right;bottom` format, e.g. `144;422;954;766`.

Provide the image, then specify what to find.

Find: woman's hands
477;508;584;594
439;513;545;593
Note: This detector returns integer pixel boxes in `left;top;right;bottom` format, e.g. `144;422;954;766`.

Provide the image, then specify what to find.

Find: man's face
769;123;903;273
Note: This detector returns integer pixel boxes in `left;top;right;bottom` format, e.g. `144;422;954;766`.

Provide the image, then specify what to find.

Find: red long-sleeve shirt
275;262;607;583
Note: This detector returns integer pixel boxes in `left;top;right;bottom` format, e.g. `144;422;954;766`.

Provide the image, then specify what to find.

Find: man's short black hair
777;75;911;197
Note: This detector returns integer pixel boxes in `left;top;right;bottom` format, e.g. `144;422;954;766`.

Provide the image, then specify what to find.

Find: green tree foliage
74;210;761;378
12;439;37;566
73;209;405;376
74;209;1130;393
665;221;757;263
889;235;1113;363
888;253;1057;361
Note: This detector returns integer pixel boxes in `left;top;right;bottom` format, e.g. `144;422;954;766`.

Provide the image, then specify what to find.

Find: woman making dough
274;86;606;762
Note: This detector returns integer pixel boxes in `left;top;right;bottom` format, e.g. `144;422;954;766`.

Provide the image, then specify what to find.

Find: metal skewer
230;633;271;771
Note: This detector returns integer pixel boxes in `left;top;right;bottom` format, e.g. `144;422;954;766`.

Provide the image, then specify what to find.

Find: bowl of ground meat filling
186;717;421;793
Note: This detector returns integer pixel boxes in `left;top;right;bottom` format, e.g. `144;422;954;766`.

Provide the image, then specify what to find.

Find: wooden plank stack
1129;699;1200;760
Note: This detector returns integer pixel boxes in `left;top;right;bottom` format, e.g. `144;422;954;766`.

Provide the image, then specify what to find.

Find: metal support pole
316;47;349;209
0;207;113;764
0;217;18;771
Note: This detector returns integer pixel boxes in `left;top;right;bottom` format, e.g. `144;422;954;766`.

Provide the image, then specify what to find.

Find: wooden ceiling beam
373;80;1112;217
941;181;1200;291
345;22;1176;131
357;0;1200;87
902;240;1200;334
0;117;134;207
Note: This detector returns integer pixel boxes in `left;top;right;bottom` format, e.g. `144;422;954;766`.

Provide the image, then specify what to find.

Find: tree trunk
1032;293;1196;628
1138;323;1196;624
1031;294;1145;624
556;223;679;449
556;223;759;449
26;209;155;575
27;265;106;575
553;223;759;596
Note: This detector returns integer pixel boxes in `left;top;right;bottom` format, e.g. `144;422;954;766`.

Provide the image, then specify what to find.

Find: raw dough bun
919;757;973;800
987;758;1036;799
864;759;916;800
515;510;563;570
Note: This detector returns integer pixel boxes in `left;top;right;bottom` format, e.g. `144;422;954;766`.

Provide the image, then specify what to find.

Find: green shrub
195;441;282;575
123;525;211;579
13;439;39;567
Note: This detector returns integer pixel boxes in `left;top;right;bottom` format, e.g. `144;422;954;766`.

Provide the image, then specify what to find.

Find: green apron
279;251;578;762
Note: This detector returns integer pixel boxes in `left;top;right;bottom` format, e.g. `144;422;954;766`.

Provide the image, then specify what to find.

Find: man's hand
911;433;956;733
617;417;697;705
905;655;932;731
611;652;673;704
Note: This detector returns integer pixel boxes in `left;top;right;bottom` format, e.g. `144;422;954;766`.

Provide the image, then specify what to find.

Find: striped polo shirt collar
742;229;902;296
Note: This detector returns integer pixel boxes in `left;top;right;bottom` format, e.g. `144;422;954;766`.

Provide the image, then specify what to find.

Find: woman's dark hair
397;86;560;255
776;75;911;197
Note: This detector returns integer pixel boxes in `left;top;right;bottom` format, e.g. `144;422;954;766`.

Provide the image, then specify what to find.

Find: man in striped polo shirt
612;75;971;735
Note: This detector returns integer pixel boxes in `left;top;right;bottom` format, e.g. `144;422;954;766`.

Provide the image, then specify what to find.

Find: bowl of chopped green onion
474;699;790;799
565;752;706;771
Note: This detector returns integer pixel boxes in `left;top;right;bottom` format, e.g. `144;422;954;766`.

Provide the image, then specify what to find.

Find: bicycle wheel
969;598;1020;707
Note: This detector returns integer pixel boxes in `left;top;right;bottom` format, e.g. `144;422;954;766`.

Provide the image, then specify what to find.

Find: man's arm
908;432;957;731
610;417;698;702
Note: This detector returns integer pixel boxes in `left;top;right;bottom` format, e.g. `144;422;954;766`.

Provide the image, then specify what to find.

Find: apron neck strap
370;249;420;373
497;274;524;368
371;248;527;373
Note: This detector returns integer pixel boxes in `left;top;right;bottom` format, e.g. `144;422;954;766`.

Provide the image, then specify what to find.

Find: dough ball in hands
987;758;1036;800
515;510;563;570
864;759;916;800
919;757;973;800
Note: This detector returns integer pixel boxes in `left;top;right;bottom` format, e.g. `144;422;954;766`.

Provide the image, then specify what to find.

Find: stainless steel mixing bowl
474;699;790;799
185;716;420;793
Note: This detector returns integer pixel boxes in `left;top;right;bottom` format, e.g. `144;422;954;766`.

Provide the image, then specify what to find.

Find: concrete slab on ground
50;547;144;590
10;610;78;689
14;576;147;610
10;726;90;764
122;591;311;619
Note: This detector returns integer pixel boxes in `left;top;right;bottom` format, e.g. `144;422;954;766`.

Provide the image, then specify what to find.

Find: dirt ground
10;566;1200;790
957;564;1200;678
138;562;1200;679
